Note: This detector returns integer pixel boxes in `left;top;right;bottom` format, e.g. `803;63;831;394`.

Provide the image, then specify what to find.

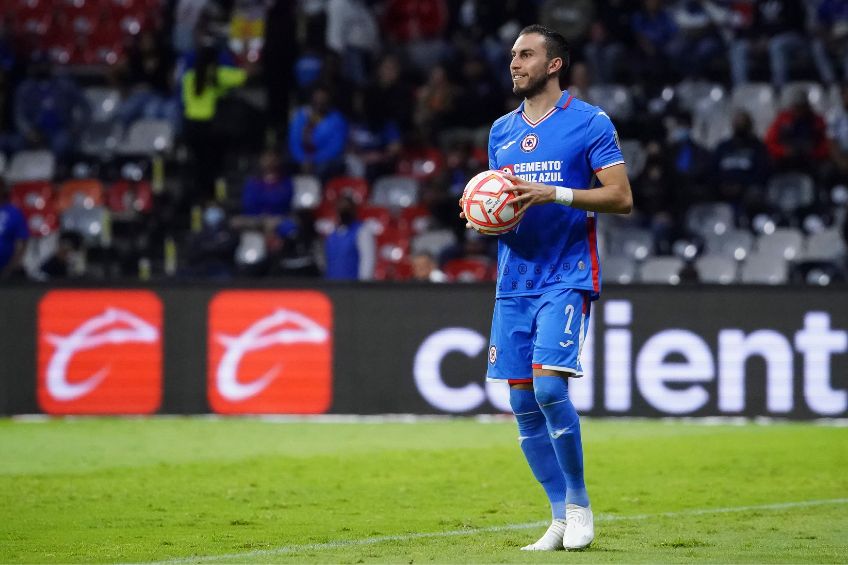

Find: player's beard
513;70;554;99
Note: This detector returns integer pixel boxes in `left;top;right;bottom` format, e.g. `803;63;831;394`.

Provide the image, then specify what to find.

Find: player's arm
503;164;633;215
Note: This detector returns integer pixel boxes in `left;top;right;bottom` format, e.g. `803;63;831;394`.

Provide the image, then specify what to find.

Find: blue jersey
488;90;624;299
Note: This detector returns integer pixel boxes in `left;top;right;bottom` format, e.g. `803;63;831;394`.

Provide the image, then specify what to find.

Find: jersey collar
515;90;575;126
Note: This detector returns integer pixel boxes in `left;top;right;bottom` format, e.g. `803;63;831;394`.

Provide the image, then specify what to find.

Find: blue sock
533;377;590;508
510;386;566;520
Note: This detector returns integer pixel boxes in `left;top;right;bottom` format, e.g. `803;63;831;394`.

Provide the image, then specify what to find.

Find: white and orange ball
461;170;523;235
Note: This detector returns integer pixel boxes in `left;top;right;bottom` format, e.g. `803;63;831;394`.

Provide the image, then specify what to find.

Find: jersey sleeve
585;112;625;173
488;127;497;171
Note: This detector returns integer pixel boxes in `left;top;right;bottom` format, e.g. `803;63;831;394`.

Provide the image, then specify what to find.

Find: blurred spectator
37;232;82;280
117;30;179;129
631;0;679;81
567;61;592;100
585;0;633;84
813;0;848;84
453;56;502;128
288;85;349;180
13;56;90;157
347;91;402;181
324;195;375;280
728;0;828;88
827;83;848;174
765;90;829;170
382;0;448;43
410;251;447;282
381;0;449;70
325;0;380;86
666;112;712;205
669;0;724;80
185;202;238;278
414;65;457;139
364;54;414;130
267;209;322;277
173;0;212;54
444;140;486;198
181;46;247;200
713;110;771;203
239;149;293;218
0;179;28;281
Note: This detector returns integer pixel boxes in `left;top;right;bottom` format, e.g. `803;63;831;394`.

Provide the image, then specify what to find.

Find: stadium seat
24;206;60;238
603;256;636;284
57;179;105;212
674;81;726;113
803;229;847;261
377;228;410;264
291;175;322;210
740;252;788;284
766;173;815;214
107;180;153;214
10;181;53;212
692;97;732;149
0;152;5;177
638;256;684;284
371;175;419;209
61;205;108;244
374;257;413;281
323;176;369;206
618;140;646;179
779;81;829;114
606;227;653;260
443;258;490;282
694;255;737;284
397;146;444;180
704;228;754;260
5;150;55;183
80;122;123;156
358;204;392;236
411;229;456;258
84;87;122;124
730;83;777;136
755;227;804;261
587;85;633;120
398;206;433;236
235;231;266;266
118;119;173;155
685;202;735;237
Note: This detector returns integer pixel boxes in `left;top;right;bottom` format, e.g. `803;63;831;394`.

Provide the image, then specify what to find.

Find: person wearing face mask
713;111;771;204
665;112;711;207
323;195;375;280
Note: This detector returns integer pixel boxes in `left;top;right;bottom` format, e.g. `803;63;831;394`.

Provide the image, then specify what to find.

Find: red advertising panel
208;291;333;414
38;290;163;414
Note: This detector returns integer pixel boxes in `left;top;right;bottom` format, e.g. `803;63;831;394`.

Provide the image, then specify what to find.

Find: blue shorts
486;288;591;382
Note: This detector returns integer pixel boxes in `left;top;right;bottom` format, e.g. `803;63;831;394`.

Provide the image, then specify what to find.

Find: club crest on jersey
520;133;539;153
489;345;497;364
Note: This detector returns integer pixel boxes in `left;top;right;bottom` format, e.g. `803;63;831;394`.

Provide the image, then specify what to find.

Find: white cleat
564;504;594;550
520;519;566;551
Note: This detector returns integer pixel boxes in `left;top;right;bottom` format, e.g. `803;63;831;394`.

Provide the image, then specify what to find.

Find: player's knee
533;376;569;408
509;385;540;415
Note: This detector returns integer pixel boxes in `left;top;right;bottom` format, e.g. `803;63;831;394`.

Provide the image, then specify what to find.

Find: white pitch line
145;497;848;564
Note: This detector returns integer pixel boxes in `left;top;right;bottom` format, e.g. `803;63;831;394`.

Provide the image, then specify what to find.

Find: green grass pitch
1;417;846;563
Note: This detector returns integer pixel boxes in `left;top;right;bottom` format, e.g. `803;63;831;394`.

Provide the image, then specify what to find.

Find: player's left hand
502;174;556;215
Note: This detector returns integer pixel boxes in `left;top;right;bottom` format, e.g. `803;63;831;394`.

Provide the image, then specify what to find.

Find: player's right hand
458;196;473;229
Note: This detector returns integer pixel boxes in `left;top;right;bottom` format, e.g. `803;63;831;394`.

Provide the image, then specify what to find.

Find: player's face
510;33;556;99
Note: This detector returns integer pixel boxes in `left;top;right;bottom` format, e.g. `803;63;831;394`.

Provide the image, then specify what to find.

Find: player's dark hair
518;24;570;75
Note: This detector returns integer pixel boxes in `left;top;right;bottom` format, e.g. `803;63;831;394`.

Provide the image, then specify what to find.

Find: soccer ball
462;170;522;235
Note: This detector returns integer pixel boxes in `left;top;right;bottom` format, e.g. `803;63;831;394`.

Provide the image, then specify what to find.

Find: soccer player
461;25;632;550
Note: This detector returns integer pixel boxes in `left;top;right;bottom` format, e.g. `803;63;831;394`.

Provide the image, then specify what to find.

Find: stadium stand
0;0;845;284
